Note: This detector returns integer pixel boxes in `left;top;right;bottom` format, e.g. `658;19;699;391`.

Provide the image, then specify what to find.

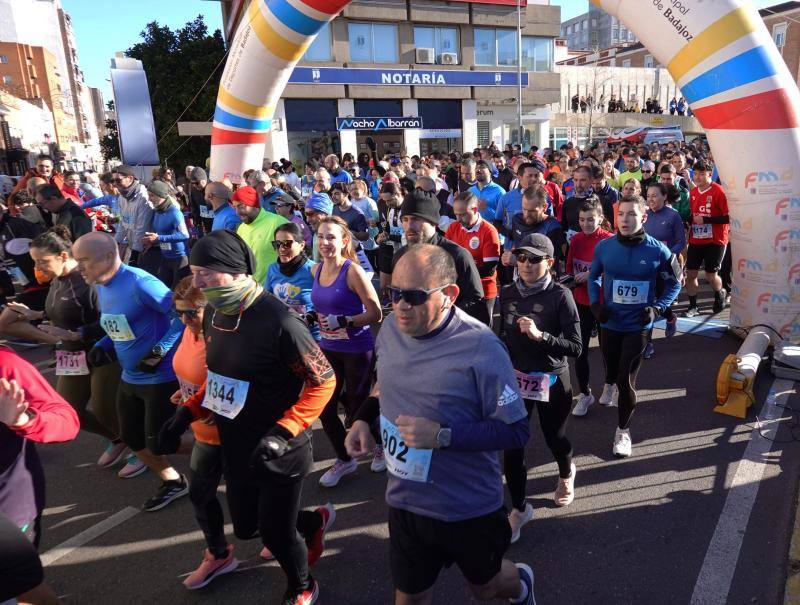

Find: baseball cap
513;233;554;259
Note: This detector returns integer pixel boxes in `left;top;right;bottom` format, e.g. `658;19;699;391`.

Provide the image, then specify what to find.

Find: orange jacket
7;170;65;215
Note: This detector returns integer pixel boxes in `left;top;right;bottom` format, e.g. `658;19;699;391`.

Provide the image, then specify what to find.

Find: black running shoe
143;474;189;512
713;289;727;314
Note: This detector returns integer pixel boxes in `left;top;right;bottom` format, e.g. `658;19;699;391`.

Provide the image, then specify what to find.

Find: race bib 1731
55;350;89;376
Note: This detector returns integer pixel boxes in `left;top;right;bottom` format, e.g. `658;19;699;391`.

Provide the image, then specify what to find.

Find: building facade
210;0;561;165
0;0;101;171
560;3;637;51
761;1;800;84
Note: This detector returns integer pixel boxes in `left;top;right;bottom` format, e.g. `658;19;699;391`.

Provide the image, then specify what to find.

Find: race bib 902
380;415;432;483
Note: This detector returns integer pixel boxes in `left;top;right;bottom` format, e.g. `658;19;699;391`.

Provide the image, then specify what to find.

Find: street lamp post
517;0;524;149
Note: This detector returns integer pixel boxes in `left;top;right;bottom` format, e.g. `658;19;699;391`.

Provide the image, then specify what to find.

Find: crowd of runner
0;134;729;605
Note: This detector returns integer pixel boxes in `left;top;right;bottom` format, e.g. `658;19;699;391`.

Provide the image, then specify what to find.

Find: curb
786;441;800;604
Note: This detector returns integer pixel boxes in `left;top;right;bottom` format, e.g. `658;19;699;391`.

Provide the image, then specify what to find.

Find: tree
100;100;120;162
125;16;225;171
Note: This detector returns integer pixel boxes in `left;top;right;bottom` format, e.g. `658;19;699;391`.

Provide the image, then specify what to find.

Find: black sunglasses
176;309;200;319
516;254;548;264
388;285;447;306
271;239;297;250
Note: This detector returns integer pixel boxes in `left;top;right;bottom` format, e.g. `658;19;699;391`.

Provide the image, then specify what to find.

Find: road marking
690;378;796;605
40;506;139;567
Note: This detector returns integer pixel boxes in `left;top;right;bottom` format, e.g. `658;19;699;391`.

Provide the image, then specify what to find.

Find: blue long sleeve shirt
151;202;189;259
210;203;242;232
588;234;681;332
82;194;120;217
96;264;180;384
644;205;686;255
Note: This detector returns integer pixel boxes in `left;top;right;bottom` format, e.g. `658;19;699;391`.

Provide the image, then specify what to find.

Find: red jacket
567;228;614;306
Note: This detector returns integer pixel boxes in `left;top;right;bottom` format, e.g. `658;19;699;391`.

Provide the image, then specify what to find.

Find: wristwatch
436;426;452;449
152;344;167;357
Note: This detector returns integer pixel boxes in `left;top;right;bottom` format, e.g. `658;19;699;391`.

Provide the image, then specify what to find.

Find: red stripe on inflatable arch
694;88;799;130
299;0;352;16
211;127;269;145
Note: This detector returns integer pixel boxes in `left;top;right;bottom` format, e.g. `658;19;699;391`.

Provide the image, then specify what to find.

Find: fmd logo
774;229;800;249
781;320;800;339
730;217;752;232
775;197;800;220
757;291;792;311
744;168;793;193
737;258;762;276
789;263;800;285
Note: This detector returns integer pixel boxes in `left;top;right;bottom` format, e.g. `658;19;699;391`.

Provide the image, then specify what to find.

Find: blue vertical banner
110;58;159;166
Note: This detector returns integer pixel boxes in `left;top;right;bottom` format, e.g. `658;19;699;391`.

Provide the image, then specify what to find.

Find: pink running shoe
183;545;238;590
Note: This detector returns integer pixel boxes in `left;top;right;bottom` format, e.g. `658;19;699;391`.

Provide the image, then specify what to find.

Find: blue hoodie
588;233;680;332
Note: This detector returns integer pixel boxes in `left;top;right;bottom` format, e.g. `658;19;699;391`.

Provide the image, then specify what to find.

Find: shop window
349;22;398;63
413;26;459;64
303;22;331;62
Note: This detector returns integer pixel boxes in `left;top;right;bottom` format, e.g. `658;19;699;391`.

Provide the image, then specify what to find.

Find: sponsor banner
289;67;528;87
336;116;423;131
419;129;463;139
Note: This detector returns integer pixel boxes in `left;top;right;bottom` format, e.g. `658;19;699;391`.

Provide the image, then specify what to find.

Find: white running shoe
612;428;632;458
554;463;577;507
370;444;387;473
318;459;358;487
572;393;595;417
599;384;618;407
508;502;534;544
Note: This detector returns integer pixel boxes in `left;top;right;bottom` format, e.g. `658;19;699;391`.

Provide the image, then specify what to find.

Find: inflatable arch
210;0;799;342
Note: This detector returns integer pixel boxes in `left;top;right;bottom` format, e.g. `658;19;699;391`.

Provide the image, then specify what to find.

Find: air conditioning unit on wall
416;47;435;64
439;52;458;65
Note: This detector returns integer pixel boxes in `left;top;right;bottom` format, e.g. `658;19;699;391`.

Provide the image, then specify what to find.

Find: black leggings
188;441;227;555
600;328;650;430
319;348;374;461
575;303;598;395
504;372;573;511
225;435;321;595
0;512;43;601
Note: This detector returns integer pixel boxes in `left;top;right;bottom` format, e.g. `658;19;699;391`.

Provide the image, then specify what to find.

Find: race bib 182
100;313;135;341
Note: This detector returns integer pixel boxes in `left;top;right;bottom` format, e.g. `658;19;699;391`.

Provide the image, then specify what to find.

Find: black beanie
400;189;440;225
188;229;257;276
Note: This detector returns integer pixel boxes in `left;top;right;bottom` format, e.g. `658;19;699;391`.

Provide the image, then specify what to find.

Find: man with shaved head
205;181;241;232
73;232;188;510
345;244;536;605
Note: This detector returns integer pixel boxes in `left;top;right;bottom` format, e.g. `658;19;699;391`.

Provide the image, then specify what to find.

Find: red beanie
232;186;260;208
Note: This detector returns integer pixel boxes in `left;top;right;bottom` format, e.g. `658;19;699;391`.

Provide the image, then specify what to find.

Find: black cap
513;233;554;259
401;189;440;225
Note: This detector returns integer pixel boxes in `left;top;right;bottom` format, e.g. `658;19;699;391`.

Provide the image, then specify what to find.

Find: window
303;22;331;61
774;23;787;48
349;22;398;63
474;28;498;65
644;54;654;68
496;29;517;66
582;20;588;30
0;55;7;64
2;75;11;85
628;31;635;41
414;26;459;63
612;26;619;41
622;59;631;68
522;37;554;72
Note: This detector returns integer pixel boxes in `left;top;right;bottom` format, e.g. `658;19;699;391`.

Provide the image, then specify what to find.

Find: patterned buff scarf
202;276;263;315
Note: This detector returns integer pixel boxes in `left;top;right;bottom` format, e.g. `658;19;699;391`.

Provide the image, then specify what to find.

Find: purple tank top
311;259;374;352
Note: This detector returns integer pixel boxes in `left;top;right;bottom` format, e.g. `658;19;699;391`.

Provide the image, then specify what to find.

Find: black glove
304;311;318;326
590;302;611;323
87;345;117;368
365;136;377;152
250;425;293;470
138;348;165;373
157;406;194;455
639;306;658;326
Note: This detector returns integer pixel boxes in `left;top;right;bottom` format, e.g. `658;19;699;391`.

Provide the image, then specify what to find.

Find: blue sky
64;0;781;104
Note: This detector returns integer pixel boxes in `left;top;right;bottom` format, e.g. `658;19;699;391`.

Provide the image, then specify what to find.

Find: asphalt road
13;299;800;605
